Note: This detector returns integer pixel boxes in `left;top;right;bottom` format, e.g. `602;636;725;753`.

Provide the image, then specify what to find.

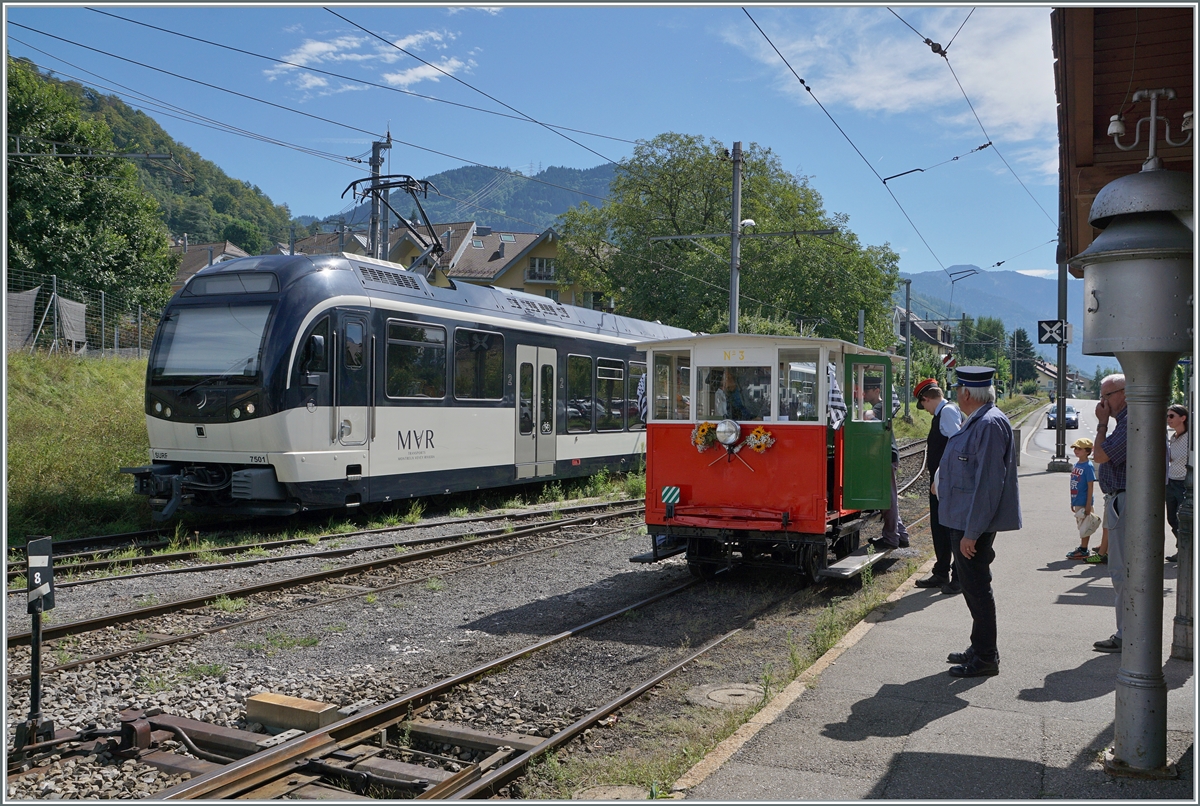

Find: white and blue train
123;253;689;520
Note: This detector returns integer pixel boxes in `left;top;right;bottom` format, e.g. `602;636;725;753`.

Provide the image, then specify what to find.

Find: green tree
556;133;900;348
222;219;265;255
1011;328;1037;383
7;58;175;305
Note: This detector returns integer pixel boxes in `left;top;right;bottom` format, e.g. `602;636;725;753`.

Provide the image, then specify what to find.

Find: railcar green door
842;355;892;509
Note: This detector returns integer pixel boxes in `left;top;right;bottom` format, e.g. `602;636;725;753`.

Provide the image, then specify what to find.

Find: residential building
169;239;250;292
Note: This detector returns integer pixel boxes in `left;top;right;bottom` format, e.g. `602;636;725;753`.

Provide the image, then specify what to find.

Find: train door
515;345;557;479
335;310;371;451
842;355;891;509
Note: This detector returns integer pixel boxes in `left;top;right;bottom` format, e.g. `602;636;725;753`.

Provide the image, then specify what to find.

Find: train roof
183;253;693;344
630;331;894;358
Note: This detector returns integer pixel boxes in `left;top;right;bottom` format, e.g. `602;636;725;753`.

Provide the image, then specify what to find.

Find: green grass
424;577;446;592
266;632;319;652
402;500;425;524
211;595;246;613
183;663;226;680
7;354;153;539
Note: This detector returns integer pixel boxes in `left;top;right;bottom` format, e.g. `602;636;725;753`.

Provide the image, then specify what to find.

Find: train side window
301;317;329;373
519;362;534;435
566;354;593;433
628;361;647;431
596;358;624;432
850;362;890;422
344;322;364;369
385;320;446;398
454;328;504;400
777;348;820;422
652;350;690;421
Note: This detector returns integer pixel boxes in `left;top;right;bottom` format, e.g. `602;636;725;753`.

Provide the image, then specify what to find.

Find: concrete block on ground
245;692;339;732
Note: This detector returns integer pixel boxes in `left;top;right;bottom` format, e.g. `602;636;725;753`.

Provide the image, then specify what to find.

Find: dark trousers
1166;478;1186;544
929;493;956;582
949;528;998;662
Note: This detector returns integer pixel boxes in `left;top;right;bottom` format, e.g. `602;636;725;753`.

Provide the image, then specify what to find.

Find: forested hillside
333;163;616;233
47;68;296;253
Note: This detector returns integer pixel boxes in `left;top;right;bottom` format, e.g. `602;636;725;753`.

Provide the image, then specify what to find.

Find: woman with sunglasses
1165;404;1189;562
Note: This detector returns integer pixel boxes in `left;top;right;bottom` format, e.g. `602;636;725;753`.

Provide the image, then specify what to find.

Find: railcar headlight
164;407;172;418
245;403;256;415
716;419;741;446
231;408;241;420
154;401;163;413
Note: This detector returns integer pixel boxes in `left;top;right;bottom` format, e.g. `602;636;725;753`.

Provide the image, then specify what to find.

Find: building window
526;257;557;282
385;320;446;398
471;239;484;248
545;289;560;303
500;234;516;242
582;291;607;311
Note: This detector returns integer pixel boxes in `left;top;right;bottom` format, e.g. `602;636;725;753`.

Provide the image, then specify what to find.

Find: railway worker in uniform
863;376;909;550
912;378;963;595
937;366;1021;677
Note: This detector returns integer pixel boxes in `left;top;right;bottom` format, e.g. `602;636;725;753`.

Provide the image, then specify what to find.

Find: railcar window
652;351;690;420
696;366;770;422
596;358;624;431
454;329;504;400
152;304;272;380
519;363;534;435
628;361;647;430
385;320;446;398
850;362;890;422
184;271;277;296
567;355;593;433
777;348;820;422
301;317;329;373
540;364;554;435
344;322;364;369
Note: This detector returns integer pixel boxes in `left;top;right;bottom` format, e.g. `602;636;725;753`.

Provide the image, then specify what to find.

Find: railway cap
953;366;996;388
913;378;941;399
863;375;883;390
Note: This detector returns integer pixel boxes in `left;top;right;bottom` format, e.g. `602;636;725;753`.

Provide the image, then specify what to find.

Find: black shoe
949;657;999;677
915;574;949;589
898;539;910;548
869;537;898;551
1166;554;1178;563
940;581;963;596
947;646;975;664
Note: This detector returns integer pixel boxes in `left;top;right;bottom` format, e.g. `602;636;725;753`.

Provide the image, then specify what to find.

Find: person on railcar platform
913;379;963;594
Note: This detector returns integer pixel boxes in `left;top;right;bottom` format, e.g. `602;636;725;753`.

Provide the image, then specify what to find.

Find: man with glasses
1091;374;1128;653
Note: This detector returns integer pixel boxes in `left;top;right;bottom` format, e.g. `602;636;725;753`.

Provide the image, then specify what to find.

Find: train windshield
149;304;272;383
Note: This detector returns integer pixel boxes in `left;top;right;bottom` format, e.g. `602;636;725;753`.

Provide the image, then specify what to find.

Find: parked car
1047;404;1079;429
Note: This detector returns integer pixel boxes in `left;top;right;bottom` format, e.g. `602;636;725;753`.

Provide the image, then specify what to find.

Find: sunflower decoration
691;421;717;452
743;425;776;454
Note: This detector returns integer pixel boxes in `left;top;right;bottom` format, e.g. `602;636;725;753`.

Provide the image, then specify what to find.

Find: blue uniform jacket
937;401;1022;539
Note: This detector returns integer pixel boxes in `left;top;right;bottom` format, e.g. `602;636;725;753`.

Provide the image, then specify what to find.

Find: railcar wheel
801;543;827;585
687;561;721;580
686;538;723;580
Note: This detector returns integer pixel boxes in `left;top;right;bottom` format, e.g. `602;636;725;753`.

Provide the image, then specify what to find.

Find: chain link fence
5;268;163;357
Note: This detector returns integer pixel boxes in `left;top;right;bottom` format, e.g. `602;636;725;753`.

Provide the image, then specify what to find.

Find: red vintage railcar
632;334;898;581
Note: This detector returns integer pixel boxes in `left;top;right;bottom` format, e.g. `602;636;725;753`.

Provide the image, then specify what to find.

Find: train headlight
231;407;241;420
716;419;741;446
245;403;256;415
164;407;172;418
154;401;163;413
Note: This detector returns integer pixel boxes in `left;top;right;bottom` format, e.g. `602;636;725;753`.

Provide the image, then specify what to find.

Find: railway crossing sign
941;352;956;368
1038;319;1072;345
25;537;55;615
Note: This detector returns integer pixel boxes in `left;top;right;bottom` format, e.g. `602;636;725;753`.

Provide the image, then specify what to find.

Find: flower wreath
691;421;717;452
689;421;775;455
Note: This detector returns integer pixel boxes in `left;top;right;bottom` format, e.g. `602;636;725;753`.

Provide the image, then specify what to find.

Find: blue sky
7;4;1062;279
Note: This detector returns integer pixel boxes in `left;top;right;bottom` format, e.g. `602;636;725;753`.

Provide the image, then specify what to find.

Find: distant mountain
323;163;615;233
895;267;1112;375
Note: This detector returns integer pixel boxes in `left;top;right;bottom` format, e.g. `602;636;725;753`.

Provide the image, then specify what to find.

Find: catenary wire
9;23;614;204
325;7;616;166
85;7;639;147
945;8;975;51
743;8;951;277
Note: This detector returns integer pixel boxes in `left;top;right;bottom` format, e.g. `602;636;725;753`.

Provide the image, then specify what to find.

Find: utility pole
729;142;743;334
904;279;912;419
368;137;392;259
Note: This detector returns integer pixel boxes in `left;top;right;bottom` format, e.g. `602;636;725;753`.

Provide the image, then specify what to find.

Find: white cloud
448;6;502;15
382;58;470;88
727;7;1057;175
295;73;329;91
1016;268;1058;278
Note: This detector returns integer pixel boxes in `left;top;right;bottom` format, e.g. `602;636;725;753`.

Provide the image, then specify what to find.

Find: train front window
777;348;820;422
696;366;770;422
150;304;271;382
